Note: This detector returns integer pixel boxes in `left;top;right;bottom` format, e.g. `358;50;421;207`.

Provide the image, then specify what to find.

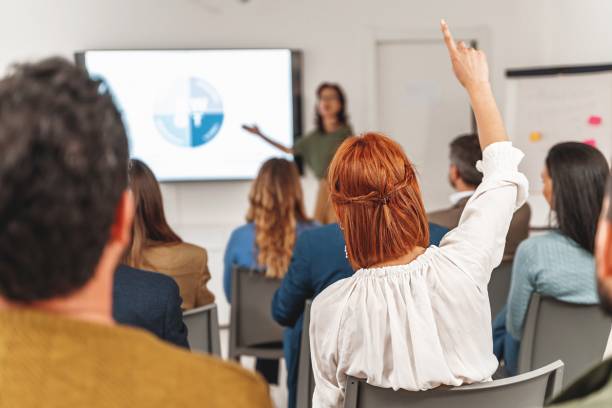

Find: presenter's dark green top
293;125;352;179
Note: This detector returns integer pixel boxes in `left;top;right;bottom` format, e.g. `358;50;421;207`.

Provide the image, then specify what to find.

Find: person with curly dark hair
0;57;272;408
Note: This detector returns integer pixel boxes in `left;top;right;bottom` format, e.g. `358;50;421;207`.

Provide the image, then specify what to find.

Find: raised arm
441;20;507;149
242;124;294;154
437;20;529;286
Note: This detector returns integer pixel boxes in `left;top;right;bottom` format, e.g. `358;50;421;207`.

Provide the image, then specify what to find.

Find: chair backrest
229;266;284;357
183;303;221;356
488;260;513;318
518;293;612;387
296;300;315;408
344;360;564;408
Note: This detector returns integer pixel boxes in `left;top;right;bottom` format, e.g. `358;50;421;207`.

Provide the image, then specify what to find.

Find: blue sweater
223;222;317;302
506;231;598;339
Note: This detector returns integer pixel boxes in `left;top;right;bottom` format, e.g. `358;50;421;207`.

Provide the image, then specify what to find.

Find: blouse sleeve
294;133;310;157
438;142;529;287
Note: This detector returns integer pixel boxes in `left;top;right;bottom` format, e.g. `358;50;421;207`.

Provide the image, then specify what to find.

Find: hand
242;124;263;137
441;19;490;91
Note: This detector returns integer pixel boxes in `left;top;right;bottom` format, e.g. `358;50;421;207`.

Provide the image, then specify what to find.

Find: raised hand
441;19;506;147
242;124;263;137
441;19;489;91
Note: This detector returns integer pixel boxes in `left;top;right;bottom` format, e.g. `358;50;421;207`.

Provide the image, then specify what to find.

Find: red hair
328;133;429;269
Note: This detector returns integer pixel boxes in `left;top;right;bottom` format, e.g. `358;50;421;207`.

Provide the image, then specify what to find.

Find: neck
0;252;116;326
323;118;340;133
454;180;476;193
369;246;426;269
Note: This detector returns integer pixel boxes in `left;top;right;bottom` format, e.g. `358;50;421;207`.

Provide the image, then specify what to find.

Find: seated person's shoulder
312;274;352;309
303;223;342;242
229;223;255;242
517;232;571;257
116;265;176;292
137;336;271;405
174;241;207;261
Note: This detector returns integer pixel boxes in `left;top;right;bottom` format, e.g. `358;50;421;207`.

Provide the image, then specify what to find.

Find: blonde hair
246;158;309;278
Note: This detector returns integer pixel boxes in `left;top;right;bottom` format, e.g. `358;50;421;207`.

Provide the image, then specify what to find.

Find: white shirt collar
450;191;475;206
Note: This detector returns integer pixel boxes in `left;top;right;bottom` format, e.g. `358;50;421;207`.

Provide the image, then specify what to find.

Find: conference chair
228;266;284;361
344;360;564;408
488;260;513;318
518;293;612;387
183;303;222;356
296;300;315;408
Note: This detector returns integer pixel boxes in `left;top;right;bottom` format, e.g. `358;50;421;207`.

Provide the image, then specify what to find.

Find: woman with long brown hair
224;157;316;384
243;83;352;224
125;159;215;309
309;21;529;407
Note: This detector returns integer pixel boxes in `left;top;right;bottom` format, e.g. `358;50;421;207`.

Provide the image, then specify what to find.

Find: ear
449;164;460;182
110;190;135;247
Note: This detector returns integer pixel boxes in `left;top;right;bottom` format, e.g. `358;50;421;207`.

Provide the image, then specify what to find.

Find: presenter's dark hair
546;142;609;253
0;57;128;302
449;134;482;187
315;82;348;132
125;159;182;268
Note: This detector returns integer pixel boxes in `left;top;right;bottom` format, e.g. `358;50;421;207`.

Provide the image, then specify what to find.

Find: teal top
506;231;598;339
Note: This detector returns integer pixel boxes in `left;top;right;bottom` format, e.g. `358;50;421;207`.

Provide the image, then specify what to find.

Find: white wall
3;0;612;323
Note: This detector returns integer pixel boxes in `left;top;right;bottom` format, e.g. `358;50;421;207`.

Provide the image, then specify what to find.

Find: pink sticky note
583;138;597;147
588;115;602;126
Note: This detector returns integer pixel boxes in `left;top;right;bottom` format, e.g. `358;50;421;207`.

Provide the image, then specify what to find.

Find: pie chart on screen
153;77;224;148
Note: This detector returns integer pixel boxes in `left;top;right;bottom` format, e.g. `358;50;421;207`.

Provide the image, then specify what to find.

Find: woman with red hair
309;21;529;408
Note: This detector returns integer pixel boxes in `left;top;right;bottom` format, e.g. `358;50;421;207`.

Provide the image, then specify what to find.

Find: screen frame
75;48;303;183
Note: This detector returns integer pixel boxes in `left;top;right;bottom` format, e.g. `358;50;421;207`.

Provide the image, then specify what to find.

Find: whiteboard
505;66;612;226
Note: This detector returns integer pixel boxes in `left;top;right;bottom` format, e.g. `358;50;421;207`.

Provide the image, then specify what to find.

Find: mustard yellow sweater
0;309;272;408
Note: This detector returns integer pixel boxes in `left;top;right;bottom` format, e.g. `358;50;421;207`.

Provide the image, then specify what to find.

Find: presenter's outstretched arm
242;124;294;154
441;20;508;149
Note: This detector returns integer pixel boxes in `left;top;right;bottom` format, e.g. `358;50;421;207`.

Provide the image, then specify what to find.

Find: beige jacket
140;242;215;310
428;196;532;260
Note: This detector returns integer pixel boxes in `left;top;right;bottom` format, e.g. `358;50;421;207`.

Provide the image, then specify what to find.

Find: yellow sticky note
529;132;542;142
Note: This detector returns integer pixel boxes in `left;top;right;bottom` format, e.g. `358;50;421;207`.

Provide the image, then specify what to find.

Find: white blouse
309;142;529;408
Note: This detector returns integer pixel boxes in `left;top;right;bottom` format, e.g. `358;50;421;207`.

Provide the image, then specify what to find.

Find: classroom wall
2;0;612;324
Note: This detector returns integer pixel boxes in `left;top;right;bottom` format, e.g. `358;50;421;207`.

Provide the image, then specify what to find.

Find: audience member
126;159;214;310
548;175;612;406
272;220;448;408
308;21;528;407
224;157;317;384
428;133;531;259
493;142;608;375
243;83;352;224
113;264;189;348
0;57;271;407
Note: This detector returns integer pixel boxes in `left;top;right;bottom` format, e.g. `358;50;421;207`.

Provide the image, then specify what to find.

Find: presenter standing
243;83;352;224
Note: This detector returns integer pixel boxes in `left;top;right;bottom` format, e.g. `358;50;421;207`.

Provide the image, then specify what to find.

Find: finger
457;41;467;52
440;19;457;56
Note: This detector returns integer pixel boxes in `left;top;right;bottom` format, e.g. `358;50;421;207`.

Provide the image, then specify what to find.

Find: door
376;38;475;212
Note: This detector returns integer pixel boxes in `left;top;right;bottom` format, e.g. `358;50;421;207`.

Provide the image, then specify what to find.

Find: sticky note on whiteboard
583;138;597;147
588;115;602;126
529;131;542;142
